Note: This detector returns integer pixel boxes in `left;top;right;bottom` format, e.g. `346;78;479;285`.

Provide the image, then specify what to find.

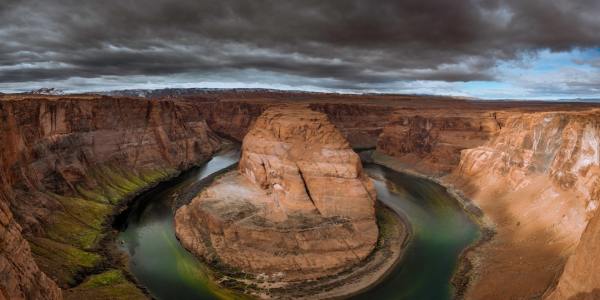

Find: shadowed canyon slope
175;106;378;281
0;95;221;299
2;91;600;299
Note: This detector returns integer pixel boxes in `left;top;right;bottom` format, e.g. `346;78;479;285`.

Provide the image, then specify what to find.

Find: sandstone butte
175;106;379;282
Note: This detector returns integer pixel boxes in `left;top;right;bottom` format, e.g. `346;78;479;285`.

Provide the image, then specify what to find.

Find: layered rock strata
454;111;600;299
200;101;392;149
175;106;378;281
377;109;505;175
547;209;600;300
376;108;600;299
0;95;222;299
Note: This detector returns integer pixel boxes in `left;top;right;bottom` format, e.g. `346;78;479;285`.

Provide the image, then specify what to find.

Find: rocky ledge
175;106;380;285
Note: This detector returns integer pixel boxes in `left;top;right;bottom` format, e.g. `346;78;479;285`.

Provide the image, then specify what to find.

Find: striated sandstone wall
307;103;392;149
376;109;505;175
175;106;378;282
547;209;600;300
0;200;61;300
376;108;600;299
238;106;377;220
197;100;391;149
453;111;600;299
0;95;222;299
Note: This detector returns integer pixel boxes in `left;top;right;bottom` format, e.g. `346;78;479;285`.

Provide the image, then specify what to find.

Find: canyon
0;95;222;299
2;90;600;299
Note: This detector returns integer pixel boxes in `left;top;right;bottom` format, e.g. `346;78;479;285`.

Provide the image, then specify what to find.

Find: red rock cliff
198;100;391;149
374;106;600;299
377;109;504;175
0;95;222;299
547;209;600;300
453;111;600;299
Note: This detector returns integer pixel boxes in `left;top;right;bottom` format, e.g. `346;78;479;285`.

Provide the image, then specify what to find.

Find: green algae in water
116;149;245;300
356;164;480;300
116;149;479;300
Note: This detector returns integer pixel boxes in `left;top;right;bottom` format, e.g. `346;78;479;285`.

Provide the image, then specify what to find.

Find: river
115;148;479;300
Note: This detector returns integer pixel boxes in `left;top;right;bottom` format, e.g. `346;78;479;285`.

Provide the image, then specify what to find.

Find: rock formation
547;209;600;300
0;200;61;300
376;107;600;299
175;106;378;281
454;111;600;299
377;109;504;175
200;100;391;149
0;95;222;298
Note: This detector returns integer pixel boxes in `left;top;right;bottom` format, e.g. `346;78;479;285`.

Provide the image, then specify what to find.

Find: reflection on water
116;148;240;300
116;150;479;300
357;164;479;300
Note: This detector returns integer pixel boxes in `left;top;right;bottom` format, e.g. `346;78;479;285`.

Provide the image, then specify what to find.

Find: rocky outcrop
0;95;222;298
547;209;600;300
452;111;600;299
202;101;267;141
175;106;378;281
1;200;61;300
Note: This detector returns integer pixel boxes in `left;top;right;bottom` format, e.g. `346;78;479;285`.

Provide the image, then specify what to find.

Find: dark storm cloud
0;0;599;90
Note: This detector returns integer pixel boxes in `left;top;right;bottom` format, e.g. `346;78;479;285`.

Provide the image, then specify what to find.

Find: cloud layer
1;0;599;96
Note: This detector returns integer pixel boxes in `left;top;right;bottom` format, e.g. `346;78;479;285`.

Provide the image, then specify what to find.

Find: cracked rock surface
175;106;378;281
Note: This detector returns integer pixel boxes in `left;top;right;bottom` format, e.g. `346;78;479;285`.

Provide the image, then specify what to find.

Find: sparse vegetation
64;269;147;300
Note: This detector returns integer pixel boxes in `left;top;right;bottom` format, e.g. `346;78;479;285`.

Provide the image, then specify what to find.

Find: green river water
115;149;479;300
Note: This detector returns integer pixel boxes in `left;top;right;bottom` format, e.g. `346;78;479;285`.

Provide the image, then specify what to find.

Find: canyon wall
0;95;222;299
3;90;600;299
377;109;505;175
548;209;600;300
376;107;600;299
454;111;600;299
308;103;392;149
196;100;391;149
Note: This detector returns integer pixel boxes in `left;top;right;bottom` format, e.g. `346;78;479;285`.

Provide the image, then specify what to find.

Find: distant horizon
3;86;600;102
1;1;599;100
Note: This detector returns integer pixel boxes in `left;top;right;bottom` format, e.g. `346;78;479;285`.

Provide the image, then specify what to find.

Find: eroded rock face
377;109;504;175
0;200;61;300
0;95;222;298
375;107;600;299
175;106;378;281
547;209;600;300
198;99;392;149
453;111;600;299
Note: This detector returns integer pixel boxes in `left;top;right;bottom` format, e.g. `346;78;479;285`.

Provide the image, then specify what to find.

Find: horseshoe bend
2;91;600;300
174;106;396;297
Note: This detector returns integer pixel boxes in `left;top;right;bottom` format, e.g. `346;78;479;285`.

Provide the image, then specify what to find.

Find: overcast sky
1;0;599;99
